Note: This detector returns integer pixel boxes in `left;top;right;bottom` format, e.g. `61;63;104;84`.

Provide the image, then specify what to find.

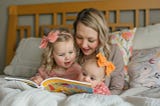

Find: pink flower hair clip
39;31;60;49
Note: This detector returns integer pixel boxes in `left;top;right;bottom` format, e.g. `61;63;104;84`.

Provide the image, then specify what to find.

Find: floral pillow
110;28;136;86
128;47;160;88
110;28;136;66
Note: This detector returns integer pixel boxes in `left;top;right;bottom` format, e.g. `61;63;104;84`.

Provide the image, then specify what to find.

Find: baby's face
78;60;105;87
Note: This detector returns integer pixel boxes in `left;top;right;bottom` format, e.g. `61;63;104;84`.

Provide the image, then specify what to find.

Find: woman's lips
82;48;90;53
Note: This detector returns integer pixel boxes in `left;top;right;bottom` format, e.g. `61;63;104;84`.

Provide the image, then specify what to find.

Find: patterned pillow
110;28;136;66
128;47;160;88
110;28;136;87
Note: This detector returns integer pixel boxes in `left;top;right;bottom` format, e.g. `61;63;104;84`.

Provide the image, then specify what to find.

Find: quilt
0;78;160;106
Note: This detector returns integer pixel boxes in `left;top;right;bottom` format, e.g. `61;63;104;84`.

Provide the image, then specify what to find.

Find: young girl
31;28;81;85
78;52;115;95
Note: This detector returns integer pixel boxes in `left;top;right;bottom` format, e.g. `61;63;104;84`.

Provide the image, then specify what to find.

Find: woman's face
75;22;99;56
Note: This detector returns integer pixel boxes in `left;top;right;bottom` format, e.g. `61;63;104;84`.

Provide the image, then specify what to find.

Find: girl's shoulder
67;62;82;72
71;62;81;69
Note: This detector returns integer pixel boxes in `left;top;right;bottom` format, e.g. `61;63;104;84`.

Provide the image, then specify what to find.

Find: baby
78;52;115;95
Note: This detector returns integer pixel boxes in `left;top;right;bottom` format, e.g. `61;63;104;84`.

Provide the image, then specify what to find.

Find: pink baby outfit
35;62;81;81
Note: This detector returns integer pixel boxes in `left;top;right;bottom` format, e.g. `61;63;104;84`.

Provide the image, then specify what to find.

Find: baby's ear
102;77;105;82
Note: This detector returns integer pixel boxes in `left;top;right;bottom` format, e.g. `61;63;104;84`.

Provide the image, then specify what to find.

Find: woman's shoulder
109;44;122;58
109;44;125;69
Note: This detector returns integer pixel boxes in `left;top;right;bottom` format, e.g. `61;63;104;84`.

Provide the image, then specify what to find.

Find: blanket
0;78;160;106
121;87;160;106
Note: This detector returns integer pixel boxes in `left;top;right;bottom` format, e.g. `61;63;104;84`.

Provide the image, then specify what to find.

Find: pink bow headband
39;31;72;49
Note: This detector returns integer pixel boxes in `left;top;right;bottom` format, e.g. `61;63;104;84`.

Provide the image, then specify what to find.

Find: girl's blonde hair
41;27;75;71
73;8;111;64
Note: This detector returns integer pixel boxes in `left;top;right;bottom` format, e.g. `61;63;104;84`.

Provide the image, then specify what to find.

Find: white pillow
133;23;160;50
4;37;43;78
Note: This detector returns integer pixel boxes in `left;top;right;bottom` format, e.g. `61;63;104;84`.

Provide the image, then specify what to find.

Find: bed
1;0;160;106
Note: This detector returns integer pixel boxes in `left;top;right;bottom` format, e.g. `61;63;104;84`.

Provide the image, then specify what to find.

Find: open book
5;77;93;95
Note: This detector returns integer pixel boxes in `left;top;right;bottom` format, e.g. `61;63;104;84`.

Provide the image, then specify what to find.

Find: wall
0;0;86;74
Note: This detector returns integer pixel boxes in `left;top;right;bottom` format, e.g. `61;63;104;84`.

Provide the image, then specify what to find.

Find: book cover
5;77;93;95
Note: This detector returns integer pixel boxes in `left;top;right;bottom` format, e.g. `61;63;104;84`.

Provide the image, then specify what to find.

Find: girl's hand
30;75;43;85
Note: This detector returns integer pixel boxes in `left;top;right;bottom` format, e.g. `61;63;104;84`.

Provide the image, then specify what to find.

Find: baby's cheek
91;82;99;88
77;74;83;81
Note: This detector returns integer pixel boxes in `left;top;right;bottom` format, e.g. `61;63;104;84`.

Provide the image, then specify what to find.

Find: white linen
0;79;132;106
1;78;160;106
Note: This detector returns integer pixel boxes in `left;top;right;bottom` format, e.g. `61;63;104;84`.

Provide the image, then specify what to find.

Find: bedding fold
1;79;160;106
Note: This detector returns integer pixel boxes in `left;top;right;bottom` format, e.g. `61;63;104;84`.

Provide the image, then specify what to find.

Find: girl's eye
59;54;65;56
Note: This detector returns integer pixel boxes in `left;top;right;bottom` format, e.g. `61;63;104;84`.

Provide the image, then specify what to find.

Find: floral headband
96;52;115;77
39;30;72;49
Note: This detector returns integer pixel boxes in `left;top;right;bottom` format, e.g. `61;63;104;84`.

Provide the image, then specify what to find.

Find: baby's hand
93;82;111;95
30;75;43;85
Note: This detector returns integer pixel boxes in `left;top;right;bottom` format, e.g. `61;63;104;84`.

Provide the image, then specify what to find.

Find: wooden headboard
6;0;160;65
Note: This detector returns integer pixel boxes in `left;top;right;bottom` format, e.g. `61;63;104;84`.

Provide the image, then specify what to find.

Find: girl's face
78;61;105;87
75;22;99;56
52;40;76;69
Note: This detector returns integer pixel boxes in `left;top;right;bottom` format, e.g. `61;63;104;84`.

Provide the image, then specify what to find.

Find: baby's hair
82;58;106;78
41;27;75;71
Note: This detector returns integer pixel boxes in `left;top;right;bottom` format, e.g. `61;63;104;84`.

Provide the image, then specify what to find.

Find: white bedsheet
0;78;160;106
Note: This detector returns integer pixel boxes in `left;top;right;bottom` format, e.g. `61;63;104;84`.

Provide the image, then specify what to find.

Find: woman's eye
69;51;73;54
88;39;95;43
76;35;82;39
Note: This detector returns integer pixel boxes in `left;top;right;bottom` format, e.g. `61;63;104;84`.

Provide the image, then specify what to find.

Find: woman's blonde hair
41;27;75;71
73;8;111;64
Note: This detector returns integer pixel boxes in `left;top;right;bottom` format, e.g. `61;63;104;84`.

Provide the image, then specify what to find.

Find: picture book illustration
5;77;93;95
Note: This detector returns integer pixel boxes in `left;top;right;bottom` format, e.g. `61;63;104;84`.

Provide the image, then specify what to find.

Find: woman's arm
107;45;125;95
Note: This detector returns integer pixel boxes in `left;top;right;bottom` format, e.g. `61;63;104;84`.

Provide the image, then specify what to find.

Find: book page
40;77;93;95
5;77;39;88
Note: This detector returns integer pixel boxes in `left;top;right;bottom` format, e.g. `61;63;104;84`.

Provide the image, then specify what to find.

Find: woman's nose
81;40;88;48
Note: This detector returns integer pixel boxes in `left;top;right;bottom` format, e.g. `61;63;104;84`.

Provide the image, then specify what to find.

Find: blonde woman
74;8;125;95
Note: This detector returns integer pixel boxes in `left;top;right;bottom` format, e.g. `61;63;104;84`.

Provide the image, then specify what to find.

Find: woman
73;8;125;95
